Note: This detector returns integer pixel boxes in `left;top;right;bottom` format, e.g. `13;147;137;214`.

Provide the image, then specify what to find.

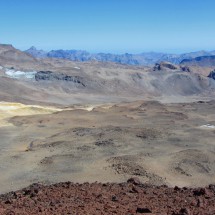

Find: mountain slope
0;44;214;105
0;58;215;106
181;55;215;67
0;44;41;70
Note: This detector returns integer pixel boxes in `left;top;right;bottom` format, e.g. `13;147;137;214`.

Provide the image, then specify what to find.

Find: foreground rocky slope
0;180;215;215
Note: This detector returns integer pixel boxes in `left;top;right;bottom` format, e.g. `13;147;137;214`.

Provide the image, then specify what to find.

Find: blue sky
0;0;215;53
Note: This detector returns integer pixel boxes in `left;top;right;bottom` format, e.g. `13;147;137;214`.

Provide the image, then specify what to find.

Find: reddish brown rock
0;182;214;215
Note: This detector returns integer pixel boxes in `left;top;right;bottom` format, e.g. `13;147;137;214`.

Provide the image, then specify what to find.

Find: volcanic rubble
0;178;215;215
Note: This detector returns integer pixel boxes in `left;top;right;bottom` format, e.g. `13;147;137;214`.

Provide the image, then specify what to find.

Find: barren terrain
0;44;215;213
0;100;215;195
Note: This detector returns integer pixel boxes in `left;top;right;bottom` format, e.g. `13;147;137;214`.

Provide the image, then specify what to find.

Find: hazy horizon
3;44;214;55
1;0;215;54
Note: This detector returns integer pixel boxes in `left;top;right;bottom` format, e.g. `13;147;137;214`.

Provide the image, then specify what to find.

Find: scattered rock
173;208;191;215
136;207;152;213
111;195;118;202
4;200;12;204
180;66;191;73
95;139;114;147
153;62;179;71
193;188;207;196
209;184;215;193
127;177;141;185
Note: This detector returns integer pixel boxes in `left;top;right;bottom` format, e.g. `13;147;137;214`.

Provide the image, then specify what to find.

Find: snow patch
200;124;215;129
74;66;81;70
5;69;36;79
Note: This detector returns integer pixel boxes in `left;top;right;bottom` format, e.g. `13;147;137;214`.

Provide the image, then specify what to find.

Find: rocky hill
0;44;37;65
0;44;47;70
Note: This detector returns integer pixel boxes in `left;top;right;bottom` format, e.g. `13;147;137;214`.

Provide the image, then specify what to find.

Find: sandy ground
0;100;215;194
0;102;62;127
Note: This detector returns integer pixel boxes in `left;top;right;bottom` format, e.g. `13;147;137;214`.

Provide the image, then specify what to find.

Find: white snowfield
200;124;215;129
5;69;37;79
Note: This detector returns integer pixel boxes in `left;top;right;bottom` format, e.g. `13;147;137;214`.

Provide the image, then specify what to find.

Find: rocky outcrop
180;65;191;73
153;62;179;71
35;71;86;87
153;62;192;73
208;70;215;80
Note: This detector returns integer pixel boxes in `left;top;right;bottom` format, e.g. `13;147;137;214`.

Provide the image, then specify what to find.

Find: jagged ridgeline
25;46;215;66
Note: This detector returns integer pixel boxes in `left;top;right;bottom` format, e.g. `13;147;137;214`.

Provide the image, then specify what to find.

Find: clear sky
0;0;215;53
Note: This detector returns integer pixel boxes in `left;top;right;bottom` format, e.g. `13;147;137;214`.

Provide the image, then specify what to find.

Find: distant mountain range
181;55;215;67
25;46;215;66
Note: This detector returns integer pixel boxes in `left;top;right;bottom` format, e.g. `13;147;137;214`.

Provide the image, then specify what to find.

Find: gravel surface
0;178;215;215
